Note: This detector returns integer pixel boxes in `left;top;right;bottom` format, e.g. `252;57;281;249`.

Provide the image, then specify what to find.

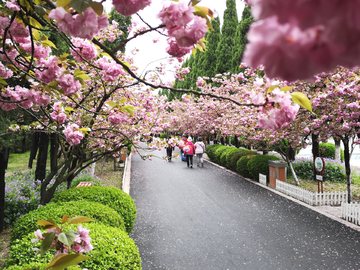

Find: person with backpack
166;136;175;162
184;136;195;168
194;137;206;167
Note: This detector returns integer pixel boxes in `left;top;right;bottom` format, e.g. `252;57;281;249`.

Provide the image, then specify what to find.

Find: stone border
122;154;131;194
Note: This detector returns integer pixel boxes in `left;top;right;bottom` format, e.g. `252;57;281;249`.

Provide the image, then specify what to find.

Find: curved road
130;147;360;270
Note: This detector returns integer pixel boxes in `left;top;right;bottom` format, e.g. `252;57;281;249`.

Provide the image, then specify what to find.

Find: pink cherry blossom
63;123;84;146
71;38;98;62
166;39;192;58
59;73;82;96
113;0;152;16
158;0;195;27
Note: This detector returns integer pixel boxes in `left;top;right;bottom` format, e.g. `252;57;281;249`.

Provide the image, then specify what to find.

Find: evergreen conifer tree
215;0;238;75
231;5;254;73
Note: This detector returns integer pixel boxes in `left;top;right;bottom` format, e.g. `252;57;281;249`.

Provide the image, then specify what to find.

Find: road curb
122;153;132;194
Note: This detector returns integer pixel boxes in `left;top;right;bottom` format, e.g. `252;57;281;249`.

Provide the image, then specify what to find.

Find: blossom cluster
244;0;360;81
32;224;93;255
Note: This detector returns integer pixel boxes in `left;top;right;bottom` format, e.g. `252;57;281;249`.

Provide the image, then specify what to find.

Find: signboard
76;182;93;187
314;157;325;173
316;175;323;181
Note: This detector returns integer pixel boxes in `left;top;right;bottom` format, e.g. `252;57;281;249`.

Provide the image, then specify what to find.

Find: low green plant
219;147;237;167
51;186;136;234
225;148;247;169
290;157;346;182
159;133;168;139
319;142;344;162
5;262;81;270
205;144;222;161
248;155;281;181
214;146;232;164
229;150;256;172
237;155;257;178
7;223;141;270
11;200;126;243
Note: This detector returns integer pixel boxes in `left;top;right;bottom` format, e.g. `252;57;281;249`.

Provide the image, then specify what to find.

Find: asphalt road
130;147;360;270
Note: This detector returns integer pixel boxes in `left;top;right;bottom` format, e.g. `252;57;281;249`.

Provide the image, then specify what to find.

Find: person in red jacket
184;137;195;168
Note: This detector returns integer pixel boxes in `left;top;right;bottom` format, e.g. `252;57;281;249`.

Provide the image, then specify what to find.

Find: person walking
166;136;175;162
194;137;206;167
178;135;187;162
184;137;195;168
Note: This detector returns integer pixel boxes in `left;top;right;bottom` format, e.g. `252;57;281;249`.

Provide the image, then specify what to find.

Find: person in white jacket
194;137;206;167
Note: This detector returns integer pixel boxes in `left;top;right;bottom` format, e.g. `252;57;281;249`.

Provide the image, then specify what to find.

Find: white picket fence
259;173;267;185
341;202;360;225
275;179;347;206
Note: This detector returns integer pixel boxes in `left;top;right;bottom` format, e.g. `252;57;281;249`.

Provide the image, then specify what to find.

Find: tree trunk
334;138;341;161
234;136;239;148
288;161;300;186
0;151;6;233
220;137;224;145
312;133;320;181
342;137;352;203
4;148;9;170
263;150;268;155
28;132;39;169
288;147;295;161
49;133;58;173
35;133;49;181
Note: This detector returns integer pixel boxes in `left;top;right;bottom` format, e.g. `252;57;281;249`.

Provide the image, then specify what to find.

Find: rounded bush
229;150;256;172
214;146;232;164
11;200;126;243
225;148;248;169
248;155;282;181
219;147;237;167
237;155;257;178
319;142;344;162
51;186;136;234
205;144;223;161
7;223;141;270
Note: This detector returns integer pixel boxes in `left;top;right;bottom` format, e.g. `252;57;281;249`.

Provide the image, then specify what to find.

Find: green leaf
42;40;57;49
266;85;277;93
291;92;312;113
91;2;103;15
62;214;69;224
280;86;293;93
65;107;75;112
58;231;77;247
57;0;72;7
68;216;93;224
30;17;42;29
121;105;135;115
0;79;8;85
79;127;91;135
106;101;117;108
48;81;59;89
45;253;93;270
32;29;40;40
37;218;57;227
69;0;92;14
40;232;56;256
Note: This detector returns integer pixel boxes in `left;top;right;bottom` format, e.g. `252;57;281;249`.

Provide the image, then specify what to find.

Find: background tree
231;5;254;73
215;0;238;75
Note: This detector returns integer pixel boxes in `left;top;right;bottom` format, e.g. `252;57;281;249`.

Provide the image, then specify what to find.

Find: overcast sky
104;0;245;82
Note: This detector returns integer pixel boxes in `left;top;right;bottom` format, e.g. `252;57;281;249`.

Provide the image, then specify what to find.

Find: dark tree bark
0;151;7;233
288;147;295;161
35;133;49;181
220;137;224;145
49;133;58;173
234;136;239;148
4;148;9;170
28;132;39;169
342;137;352;203
334;137;341;161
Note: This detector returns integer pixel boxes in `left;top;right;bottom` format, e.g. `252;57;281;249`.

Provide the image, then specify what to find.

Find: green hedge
71;175;102;188
7;223;141;270
51;186;136;234
237;155;257;178
225;148;247;169
229;150;256;172
11;200;126;243
214;146;232;164
219;147;237;167
248;155;281;181
205;144;223;161
319;142;344;162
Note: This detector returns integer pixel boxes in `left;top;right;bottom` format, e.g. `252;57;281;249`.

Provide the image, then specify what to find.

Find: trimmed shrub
11;200;126;243
229;150;256;172
237;155;257;178
289;157;346;182
160;133;168;139
219;147;237;167
248;155;281;181
225;148;248;169
214;146;232;164
205;144;223;161
7;223;141;270
319;142;344;162
51;186;136;234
